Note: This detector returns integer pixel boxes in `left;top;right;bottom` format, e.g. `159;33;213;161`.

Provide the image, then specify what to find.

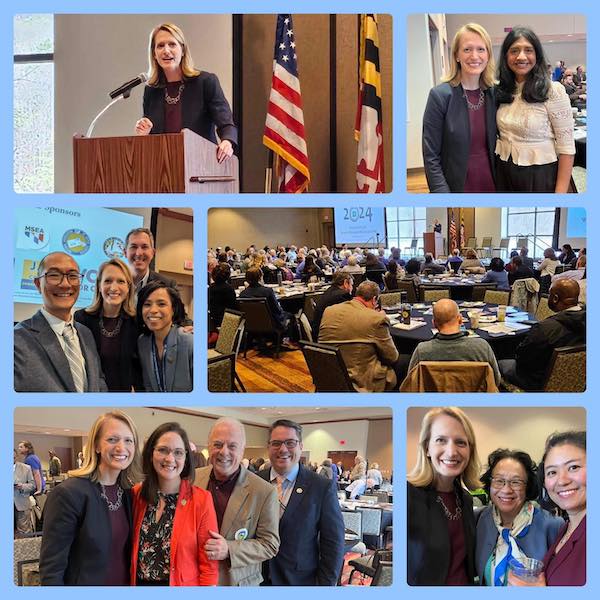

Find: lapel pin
234;528;249;541
296;487;303;494
181;498;187;506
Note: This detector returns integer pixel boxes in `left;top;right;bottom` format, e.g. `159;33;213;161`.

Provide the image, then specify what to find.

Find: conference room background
5;0;599;596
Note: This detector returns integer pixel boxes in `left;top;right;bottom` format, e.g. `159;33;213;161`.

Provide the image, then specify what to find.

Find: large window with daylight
14;14;54;193
386;207;426;256
501;207;557;258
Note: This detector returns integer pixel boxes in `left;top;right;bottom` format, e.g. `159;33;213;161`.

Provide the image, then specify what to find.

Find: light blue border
2;0;596;596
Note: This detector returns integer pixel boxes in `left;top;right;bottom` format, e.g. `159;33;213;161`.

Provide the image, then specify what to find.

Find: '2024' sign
343;207;373;223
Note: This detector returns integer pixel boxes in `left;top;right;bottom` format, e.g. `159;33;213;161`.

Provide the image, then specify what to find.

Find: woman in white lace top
495;27;575;193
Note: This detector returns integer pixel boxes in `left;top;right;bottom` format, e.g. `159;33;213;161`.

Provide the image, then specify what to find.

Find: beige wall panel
366;418;393;478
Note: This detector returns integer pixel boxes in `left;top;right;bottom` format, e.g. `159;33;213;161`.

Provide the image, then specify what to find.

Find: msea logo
18;225;49;250
20;259;40;291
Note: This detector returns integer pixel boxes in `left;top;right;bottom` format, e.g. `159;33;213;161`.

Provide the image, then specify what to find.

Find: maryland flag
355;14;384;193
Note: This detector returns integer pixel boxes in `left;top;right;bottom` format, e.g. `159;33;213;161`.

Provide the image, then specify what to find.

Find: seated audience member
507;256;535;286
573;65;586;86
14;251;107;392
537;248;560;278
367;462;383;487
552;255;586;283
300;255;324;283
365;252;386;272
389;246;406;267
286;245;298;263
384;259;403;290
312;271;353;338
519;247;534;269
208;262;238;332
320;248;337;269
345;477;376;499
317;459;334;480
504;250;519;273
402;258;422;286
499;279;585;391
558;244;576;266
273;258;294;281
420;253;446;275
460;249;485;274
377;247;389;267
319;281;401;392
406;298;501;385
446;249;463;273
340;255;364;275
239;267;293;333
480;257;510;291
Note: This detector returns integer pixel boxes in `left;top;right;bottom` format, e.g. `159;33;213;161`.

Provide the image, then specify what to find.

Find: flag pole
264;150;274;193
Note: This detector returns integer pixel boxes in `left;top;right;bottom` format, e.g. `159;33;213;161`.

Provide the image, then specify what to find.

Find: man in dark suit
260;419;344;586
499;279;586;391
14;252;107;392
519;246;534;269
125;227;192;327
312;271;353;338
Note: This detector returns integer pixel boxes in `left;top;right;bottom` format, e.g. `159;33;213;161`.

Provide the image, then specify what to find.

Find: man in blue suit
14;252;107;392
260;419;345;586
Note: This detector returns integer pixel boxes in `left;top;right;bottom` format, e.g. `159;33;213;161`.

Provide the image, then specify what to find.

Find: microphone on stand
109;73;148;99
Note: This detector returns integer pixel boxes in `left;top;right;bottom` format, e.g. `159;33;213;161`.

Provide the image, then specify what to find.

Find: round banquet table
417;274;496;301
387;302;537;360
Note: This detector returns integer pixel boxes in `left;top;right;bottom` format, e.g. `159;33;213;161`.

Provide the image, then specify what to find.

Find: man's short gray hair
208;417;246;447
356;281;380;301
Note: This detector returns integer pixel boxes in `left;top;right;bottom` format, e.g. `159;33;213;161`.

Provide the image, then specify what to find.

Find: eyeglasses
39;271;83;285
491;477;526;490
268;439;299;449
154;446;186;459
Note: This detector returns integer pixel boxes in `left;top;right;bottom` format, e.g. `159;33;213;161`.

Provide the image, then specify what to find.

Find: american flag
449;209;457;252
355;14;384;193
459;209;466;249
263;14;310;193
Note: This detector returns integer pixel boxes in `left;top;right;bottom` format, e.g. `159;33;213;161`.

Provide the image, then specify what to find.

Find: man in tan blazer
319;280;400;391
196;418;279;585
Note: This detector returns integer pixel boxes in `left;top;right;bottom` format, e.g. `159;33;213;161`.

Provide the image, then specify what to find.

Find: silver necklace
99;315;123;338
463;88;485;111
165;83;185;105
100;483;123;511
436;492;462;521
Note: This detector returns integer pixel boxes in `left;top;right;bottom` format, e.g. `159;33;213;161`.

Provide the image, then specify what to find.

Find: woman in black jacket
74;258;140;391
40;411;142;585
407;407;481;585
135;22;237;163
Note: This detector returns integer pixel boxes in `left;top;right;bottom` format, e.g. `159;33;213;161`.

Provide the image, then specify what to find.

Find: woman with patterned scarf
475;448;563;585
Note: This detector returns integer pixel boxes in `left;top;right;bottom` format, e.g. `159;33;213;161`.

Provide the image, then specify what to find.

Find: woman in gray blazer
137;281;193;392
422;23;497;193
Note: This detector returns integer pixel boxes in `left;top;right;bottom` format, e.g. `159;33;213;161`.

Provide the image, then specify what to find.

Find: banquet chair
535;295;556;321
237;297;284;358
379;291;402;307
471;283;497;301
207;309;246;391
397;280;418;303
300;341;356;392
14;533;42;586
349;549;393;585
422;289;450;302
400;361;499;392
483;290;510;305
208;353;235;392
297;311;313;343
371;559;393;586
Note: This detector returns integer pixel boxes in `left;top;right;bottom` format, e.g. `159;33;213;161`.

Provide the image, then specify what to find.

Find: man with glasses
195;418;280;586
14;252;107;392
259;419;344;586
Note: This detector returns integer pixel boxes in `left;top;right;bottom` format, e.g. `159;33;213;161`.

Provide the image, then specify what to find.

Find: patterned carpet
236;348;315;393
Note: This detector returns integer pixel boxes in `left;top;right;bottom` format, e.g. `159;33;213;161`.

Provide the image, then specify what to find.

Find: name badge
235;528;248;541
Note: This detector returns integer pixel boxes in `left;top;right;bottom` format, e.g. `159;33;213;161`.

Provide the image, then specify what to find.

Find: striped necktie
276;475;289;517
62;323;87;392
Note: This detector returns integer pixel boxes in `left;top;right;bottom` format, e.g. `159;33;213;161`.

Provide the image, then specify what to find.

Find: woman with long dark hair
131;422;218;586
495;27;575;192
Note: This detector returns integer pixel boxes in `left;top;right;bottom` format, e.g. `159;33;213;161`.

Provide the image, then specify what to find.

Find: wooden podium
73;128;239;193
423;232;444;258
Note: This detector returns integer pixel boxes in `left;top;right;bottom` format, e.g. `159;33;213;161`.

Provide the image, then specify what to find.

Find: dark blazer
143;72;238;146
40;477;133;585
73;310;141;392
14;310;107;392
144;270;193;327
239;284;288;330
543;516;586;585
259;465;345;586
422;82;497;192
208;281;237;331
475;505;563;584
407;481;476;585
138;326;193;392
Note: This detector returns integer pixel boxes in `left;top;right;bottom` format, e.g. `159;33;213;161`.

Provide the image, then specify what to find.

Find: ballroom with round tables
207;206;586;393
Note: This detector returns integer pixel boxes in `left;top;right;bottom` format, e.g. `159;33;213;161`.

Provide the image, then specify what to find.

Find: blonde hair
147;23;200;86
85;258;136;317
408;407;481;490
68;411;142;488
442;23;496;89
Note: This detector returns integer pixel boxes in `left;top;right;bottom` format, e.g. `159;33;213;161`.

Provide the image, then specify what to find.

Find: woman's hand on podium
135;117;153;135
216;139;233;163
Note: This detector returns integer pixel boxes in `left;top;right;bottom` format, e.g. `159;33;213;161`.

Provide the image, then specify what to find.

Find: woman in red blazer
131;422;218;586
540;431;586;586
